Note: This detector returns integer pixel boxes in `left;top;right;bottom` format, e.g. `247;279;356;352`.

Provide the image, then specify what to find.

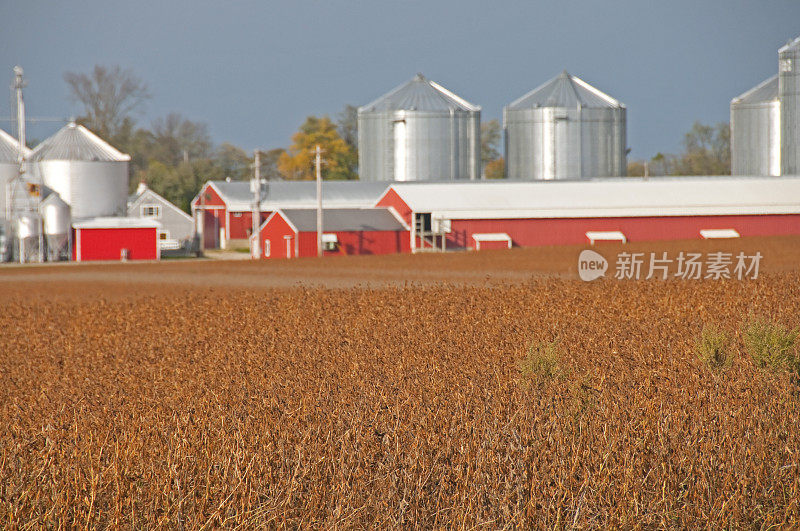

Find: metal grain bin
358;74;481;181
780;36;800;175
504;71;626;180
40;191;71;261
0;128;30;219
731;75;781;176
30;123;130;219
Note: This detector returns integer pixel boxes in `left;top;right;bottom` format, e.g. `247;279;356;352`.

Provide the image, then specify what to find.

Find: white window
264;239;271;257
233;212;242;217
141;204;161;218
322;233;338;251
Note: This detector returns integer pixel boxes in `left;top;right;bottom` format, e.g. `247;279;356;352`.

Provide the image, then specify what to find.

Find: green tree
337;104;358;151
215;143;251;181
673;122;731;175
259;148;287;181
278;116;357;180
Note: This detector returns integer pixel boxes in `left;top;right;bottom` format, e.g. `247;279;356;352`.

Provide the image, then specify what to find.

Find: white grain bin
504;71;627;180
731;75;781;176
358;74;481;181
0;127;31;219
780;35;800;175
30;122;130;219
39;191;71;261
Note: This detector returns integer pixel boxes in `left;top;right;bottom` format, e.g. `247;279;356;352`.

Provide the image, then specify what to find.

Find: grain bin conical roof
732;75;779;105
507;70;624;110
779;35;800;54
0;128;31;163
359;73;480;113
30;122;130;162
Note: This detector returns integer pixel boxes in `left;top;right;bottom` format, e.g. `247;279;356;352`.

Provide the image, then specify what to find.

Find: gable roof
271;208;406;233
128;183;192;221
30;122;130;162
359;73;480;113
731;75;779;106
507;71;624;110
198;180;391;211
382;176;800;219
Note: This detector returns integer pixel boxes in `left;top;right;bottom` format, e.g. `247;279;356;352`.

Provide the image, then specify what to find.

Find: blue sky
1;0;798;160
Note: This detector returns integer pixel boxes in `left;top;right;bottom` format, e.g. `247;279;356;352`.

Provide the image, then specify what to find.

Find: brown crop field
2;236;800;528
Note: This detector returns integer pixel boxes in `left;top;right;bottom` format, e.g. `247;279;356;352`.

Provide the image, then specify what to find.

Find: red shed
72;217;161;262
254;208;409;259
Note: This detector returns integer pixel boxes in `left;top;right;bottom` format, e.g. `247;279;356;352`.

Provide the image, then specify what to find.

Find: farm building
128;182;194;251
254;207;409;259
375;176;800;250
191;180;389;249
504;71;627;180
72;217;160;262
30;122;130;220
358;73;481;182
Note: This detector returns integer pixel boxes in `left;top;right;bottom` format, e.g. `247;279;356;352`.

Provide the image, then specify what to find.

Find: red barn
72;218;161;262
255;208;409;259
191;180;390;250
375;176;800;251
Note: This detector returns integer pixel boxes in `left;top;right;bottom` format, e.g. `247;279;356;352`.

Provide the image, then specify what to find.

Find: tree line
64;65;729;213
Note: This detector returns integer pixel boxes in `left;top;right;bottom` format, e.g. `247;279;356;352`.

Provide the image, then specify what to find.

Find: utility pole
251;149;261;259
315;145;323;258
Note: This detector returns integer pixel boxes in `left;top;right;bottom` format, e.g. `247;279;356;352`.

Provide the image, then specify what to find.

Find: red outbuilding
254;208;409;259
72;217;161;262
191;180;390;250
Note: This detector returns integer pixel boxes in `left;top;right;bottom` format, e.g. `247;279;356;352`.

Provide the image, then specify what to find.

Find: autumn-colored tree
278;116;357;180
484;157;505;179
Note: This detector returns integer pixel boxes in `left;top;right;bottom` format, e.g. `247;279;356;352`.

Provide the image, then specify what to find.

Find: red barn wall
446;214;800;249
228;211;272;240
297;230;410;257
375;189;412;225
258;214;297;259
73;227;159;261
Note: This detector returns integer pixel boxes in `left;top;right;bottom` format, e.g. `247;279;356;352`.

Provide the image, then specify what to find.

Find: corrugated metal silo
504;71;626;180
780;35;800;175
0;128;31;219
31;123;130;219
358;74;481;181
730;75;781;176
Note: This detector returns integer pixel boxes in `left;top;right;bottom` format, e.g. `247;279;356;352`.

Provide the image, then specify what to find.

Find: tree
337;104;358;152
215;143;251;181
259;148;287;181
278;116;357;180
481;120;502;172
484;157;505;179
150;113;212;166
673;121;731;175
63;65;150;140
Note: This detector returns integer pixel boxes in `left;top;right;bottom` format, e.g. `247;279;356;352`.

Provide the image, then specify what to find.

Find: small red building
191;180;390;250
255;208;409;259
72;217;161;262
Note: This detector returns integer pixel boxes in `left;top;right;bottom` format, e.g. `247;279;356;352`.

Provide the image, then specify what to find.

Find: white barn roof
203;180;390;211
385;176;800;219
